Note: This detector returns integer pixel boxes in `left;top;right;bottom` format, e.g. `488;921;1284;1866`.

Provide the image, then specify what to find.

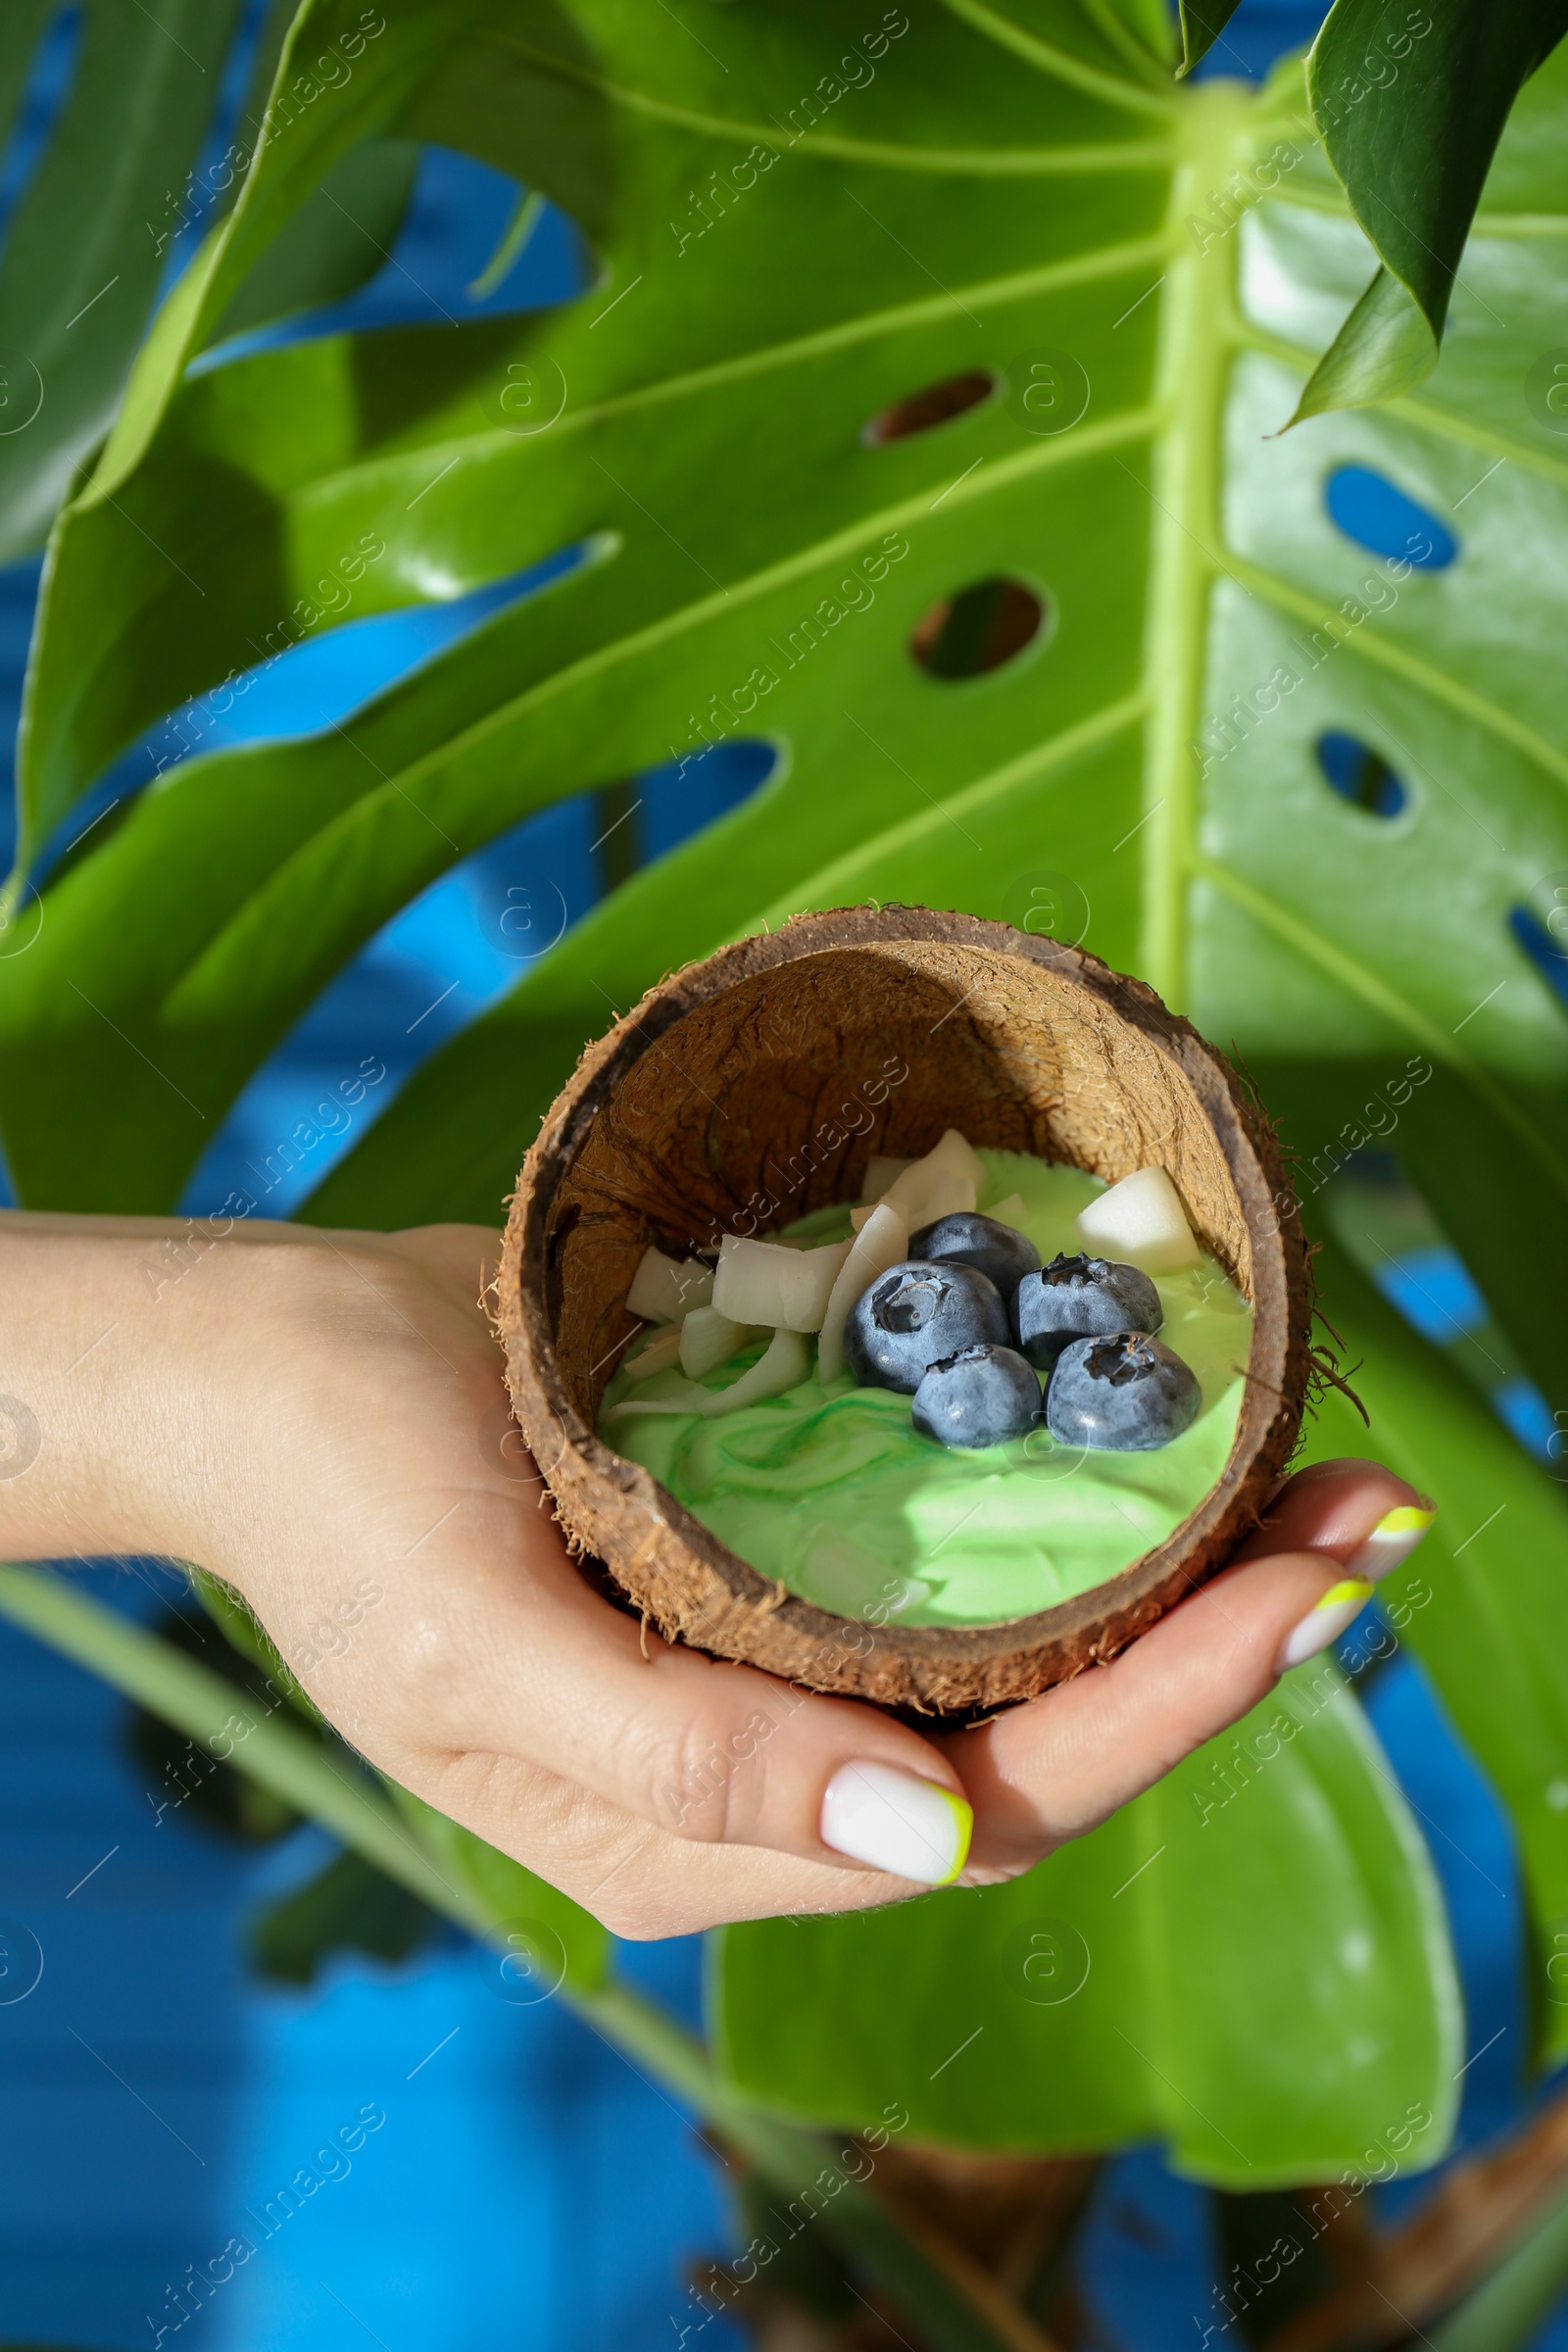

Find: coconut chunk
926;1128;986;1190
816;1200;910;1383
902;1169;978;1226
1075;1166;1200;1272
622;1325;685;1382
679;1305;764;1380
879;1129;983;1229
986;1193;1029;1231
626;1246;714;1324
712;1236;852;1332
606;1327;809;1420
881;1164;975;1228
860;1154;913;1203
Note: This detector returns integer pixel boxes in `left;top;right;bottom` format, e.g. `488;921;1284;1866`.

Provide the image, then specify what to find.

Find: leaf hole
1323;466;1456;570
861;369;997;445
909;578;1045;680
1314;730;1406;818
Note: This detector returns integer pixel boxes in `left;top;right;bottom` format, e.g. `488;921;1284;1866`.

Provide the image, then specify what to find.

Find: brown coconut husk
497;906;1311;1718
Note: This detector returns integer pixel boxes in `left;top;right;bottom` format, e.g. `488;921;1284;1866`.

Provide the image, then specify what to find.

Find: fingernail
1276;1579;1374;1672
819;1761;972;1886
1347;1502;1435;1585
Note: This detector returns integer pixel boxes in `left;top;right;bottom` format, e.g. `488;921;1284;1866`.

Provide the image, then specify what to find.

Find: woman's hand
0;1213;1433;1937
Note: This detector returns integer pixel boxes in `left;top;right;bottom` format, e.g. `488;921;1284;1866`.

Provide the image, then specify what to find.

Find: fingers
418;1741;941;1939
1237;1452;1433;1577
946;1457;1434;1876
243;1241;971;1892
387;1485;974;1888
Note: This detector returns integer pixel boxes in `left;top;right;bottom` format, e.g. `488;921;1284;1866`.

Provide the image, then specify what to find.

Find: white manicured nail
1276;1579;1374;1673
819;1761;972;1886
1346;1503;1435;1585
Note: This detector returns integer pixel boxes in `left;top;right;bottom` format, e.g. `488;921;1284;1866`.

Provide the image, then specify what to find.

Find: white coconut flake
712;1235;852;1332
606;1326;809;1419
856;1134;985;1226
859;1154;913;1203
816;1200;910;1383
1075;1166;1200;1272
878;1129;983;1231
622;1325;685;1382
678;1304;764;1379
626;1246;714;1323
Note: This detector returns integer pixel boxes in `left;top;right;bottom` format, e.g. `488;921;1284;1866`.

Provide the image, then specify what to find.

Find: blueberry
844;1260;1009;1394
913;1345;1041;1450
906;1210;1042;1298
1045;1333;1200;1450
1012;1251;1163;1371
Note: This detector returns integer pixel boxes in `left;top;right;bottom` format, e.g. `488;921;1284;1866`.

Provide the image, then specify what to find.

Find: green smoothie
600;1152;1251;1630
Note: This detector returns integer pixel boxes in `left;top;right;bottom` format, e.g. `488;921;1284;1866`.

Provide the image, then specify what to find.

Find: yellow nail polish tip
1318;1579;1374;1611
1375;1506;1436;1537
934;1788;974;1886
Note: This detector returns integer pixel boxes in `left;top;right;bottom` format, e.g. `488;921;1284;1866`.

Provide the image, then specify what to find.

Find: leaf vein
1227;556;1568;791
751;692;1150;924
501;40;1172;176
935;0;1175;120
1194;855;1568;1201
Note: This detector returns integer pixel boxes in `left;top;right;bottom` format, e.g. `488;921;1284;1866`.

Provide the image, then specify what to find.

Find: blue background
4;3;1567;2345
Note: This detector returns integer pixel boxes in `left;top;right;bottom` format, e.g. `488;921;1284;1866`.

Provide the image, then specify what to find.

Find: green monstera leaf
1298;1238;1568;2069
1296;0;1568;416
0;0;246;561
713;1666;1460;2184
0;0;420;561
7;0;1568;2163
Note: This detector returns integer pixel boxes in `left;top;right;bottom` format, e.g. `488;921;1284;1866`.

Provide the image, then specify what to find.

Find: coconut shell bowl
497;906;1312;1720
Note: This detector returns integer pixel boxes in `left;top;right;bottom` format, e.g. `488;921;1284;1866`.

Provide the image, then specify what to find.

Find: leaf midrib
1138;77;1253;1004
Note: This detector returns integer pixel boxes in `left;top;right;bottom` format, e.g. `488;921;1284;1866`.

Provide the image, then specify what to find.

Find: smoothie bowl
497;906;1312;1718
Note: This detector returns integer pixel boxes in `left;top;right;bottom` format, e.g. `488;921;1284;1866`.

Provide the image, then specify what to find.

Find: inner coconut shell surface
499;906;1312;1717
